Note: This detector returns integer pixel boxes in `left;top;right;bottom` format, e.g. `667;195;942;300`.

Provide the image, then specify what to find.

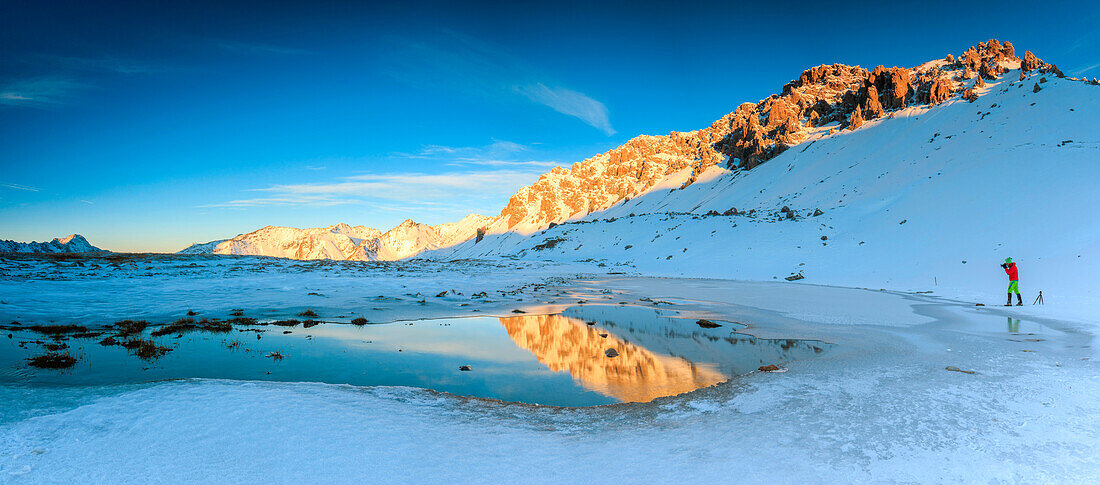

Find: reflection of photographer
1001;258;1022;306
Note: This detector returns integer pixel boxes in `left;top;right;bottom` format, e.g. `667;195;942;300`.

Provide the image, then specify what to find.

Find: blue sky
2;0;1098;252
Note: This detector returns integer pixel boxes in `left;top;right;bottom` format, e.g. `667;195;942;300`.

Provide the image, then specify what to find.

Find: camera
1001;263;1008;269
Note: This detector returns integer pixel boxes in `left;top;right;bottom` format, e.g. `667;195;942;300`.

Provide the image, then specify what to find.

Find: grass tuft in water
120;339;172;360
27;352;78;369
114;320;149;337
27;324;89;335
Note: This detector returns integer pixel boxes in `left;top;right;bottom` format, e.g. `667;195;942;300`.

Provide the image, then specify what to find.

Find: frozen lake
1;255;1098;482
2;307;828;407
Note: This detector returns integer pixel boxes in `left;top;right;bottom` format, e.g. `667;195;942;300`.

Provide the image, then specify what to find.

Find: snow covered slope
178;239;230;254
191;215;492;261
429;68;1100;304
0;234;106;253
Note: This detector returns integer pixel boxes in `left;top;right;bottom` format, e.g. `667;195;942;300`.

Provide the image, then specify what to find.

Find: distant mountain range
0;234;106;253
181;215;491;260
181;40;1095;263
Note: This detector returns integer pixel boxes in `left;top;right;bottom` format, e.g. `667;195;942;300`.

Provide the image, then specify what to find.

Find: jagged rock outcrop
1021;50;1043;71
0;234;106;253
848;104;865;130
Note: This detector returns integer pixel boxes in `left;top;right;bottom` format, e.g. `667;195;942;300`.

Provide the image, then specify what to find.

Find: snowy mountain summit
0;234;107;253
185;215;492;260
191;40;1098;274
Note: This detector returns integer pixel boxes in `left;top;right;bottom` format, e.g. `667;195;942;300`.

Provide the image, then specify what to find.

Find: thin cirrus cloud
213;40;310;56
516;83;616;135
205;139;558;212
0;77;85;107
392;140;560;168
379;32;615;135
1;183;41;192
203;169;545;210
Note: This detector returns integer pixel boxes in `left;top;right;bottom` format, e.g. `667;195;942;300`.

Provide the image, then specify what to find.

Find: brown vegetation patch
26;324;88;335
121;339;172;360
27;353;78;369
114;320;149;337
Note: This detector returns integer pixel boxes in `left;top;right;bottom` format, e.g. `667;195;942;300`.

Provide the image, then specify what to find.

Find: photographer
1001;258;1023;306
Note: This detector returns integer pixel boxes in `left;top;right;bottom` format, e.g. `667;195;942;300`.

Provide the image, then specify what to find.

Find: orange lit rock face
498;314;726;403
495;40;1053;233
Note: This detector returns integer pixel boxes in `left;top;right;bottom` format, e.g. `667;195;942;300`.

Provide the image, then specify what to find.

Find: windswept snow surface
2;264;1099;482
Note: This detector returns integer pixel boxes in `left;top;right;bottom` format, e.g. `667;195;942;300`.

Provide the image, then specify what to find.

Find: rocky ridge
492;40;1073;236
0;234;106;253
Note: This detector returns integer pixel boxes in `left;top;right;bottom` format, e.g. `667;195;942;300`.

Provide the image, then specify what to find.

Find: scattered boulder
604;348;619;358
813;208;824;217
758;364;782;372
785;273;805;281
1033;83;1042;93
511;309;526;313
696;319;722;328
963;88;978;102
459;365;471;371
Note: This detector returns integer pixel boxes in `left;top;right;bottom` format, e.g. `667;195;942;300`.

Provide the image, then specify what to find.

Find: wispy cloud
516;83;615;135
1;183;40;192
380;32;615;135
0;77;85;107
391;139;561;168
215;41;310;56
1070;62;1100;76
202;169;544;210
37;55;159;75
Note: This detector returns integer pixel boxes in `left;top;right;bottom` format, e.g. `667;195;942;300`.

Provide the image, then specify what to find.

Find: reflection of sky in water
1;308;830;406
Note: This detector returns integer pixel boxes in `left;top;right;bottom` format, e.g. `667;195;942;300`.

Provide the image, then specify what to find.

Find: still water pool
1;306;829;407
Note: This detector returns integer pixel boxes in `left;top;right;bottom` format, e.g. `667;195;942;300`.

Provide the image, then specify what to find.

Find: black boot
1005;293;1012;306
1017;293;1024;306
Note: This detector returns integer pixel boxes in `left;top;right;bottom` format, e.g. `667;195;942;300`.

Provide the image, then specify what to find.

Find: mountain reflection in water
499;314;727;402
499;306;829;403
